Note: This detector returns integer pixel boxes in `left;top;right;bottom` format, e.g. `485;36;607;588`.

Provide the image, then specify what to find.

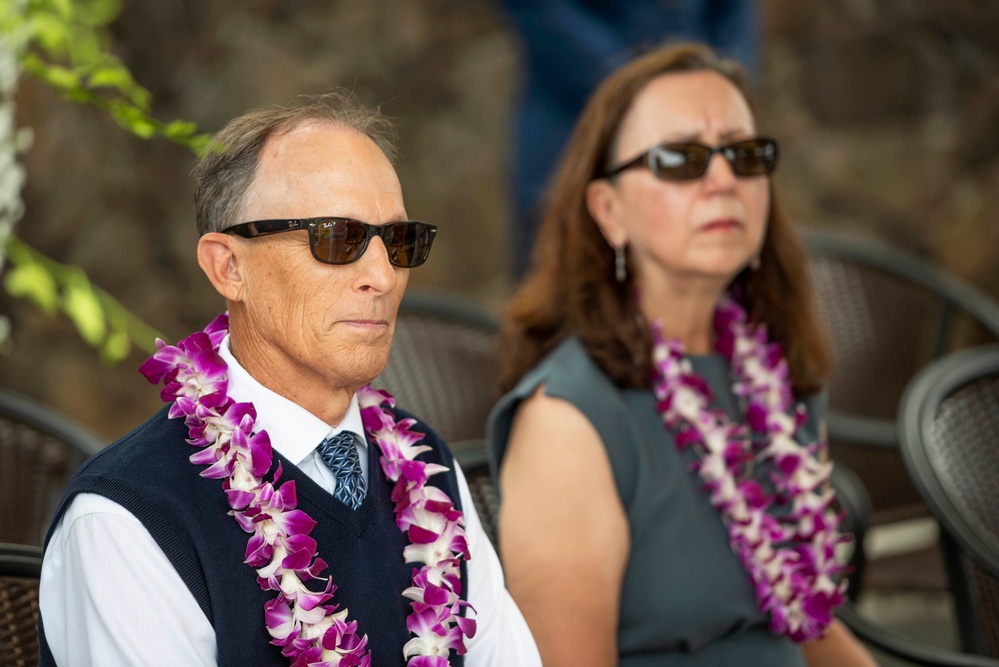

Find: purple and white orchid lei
139;313;476;667
650;295;847;642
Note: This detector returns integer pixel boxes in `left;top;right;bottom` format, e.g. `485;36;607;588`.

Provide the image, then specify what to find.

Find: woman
488;44;876;666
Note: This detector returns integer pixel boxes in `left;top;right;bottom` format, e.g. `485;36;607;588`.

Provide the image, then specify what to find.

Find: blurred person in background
38;91;540;667
500;0;758;278
489;44;877;666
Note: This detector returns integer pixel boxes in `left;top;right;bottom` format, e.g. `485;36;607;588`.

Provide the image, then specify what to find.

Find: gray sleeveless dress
489;337;826;667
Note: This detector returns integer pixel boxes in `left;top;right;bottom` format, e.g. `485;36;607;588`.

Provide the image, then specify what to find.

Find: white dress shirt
40;335;540;666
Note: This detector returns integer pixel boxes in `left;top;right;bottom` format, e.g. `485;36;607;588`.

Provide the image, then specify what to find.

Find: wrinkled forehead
612;71;757;159
243;121;406;221
253;121;396;187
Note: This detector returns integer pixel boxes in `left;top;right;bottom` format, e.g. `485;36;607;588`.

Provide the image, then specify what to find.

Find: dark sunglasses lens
651;144;711;181
726;139;778;176
383;223;435;268
313;220;368;264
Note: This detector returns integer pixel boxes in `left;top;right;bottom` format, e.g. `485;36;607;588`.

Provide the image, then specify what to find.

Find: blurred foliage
4;237;161;362
8;0;211;154
0;0;218;361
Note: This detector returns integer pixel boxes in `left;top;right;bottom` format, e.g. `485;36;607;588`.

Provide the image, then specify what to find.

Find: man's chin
338;349;392;385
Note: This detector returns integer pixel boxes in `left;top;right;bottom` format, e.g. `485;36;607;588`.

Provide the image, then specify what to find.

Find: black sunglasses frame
604;137;779;181
224;217;438;268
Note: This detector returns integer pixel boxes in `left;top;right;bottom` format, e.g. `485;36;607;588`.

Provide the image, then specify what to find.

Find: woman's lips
700;218;742;232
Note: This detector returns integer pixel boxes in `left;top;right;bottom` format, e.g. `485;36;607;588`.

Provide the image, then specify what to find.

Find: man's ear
198;232;246;302
585;179;629;248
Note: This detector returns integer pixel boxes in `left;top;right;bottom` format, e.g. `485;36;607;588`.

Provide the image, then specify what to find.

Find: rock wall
762;0;999;286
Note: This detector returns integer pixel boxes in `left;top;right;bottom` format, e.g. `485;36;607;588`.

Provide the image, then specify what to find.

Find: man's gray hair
193;89;399;236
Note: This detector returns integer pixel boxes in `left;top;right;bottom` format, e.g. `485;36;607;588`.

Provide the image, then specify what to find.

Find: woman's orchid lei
650;295;847;641
139;313;475;666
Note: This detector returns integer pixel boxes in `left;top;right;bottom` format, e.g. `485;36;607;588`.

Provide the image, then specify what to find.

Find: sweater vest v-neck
41;405;467;667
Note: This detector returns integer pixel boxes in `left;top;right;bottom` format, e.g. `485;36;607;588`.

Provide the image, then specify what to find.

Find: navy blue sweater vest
41;405;467;667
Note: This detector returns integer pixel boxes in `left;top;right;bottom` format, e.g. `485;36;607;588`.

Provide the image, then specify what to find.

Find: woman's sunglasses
604;137;778;182
224;217;438;268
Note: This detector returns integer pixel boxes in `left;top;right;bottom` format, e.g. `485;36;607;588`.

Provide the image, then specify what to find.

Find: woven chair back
901;346;999;656
0;545;43;667
804;229;999;520
371;291;500;447
0;391;103;546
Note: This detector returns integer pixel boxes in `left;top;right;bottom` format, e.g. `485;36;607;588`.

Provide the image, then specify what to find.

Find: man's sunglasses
604;137;778;182
224;217;437;268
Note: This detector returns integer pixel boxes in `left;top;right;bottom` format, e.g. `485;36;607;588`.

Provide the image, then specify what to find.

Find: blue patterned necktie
317;431;366;510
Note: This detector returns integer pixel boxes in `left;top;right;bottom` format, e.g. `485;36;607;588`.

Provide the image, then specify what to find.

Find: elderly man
39;91;541;666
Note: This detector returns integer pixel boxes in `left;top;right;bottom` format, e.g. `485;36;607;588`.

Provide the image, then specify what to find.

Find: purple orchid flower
650;295;847;642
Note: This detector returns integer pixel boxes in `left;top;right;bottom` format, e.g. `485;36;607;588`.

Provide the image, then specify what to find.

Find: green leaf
62;282;107;346
49;0;76;22
109;101;157;138
128;116;156;138
34;62;81;91
4;262;60;315
132;87;153;111
99;329;131;364
88;65;131;90
26;14;71;53
68;33;103;65
163;119;197;139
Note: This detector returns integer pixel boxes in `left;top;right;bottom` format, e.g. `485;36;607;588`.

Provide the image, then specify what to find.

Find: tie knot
320;430;356;454
317;431;366;509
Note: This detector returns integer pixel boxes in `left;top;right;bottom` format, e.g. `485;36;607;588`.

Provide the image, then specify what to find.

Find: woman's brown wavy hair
499;43;829;396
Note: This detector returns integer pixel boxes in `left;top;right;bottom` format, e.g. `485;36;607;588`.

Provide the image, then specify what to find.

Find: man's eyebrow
329;212;411;223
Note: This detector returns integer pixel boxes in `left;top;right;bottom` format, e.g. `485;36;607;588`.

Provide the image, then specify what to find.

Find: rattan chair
0;389;104;546
829;463;871;602
898;345;999;658
0;543;43;667
453;443;500;549
371;289;500;453
804;229;999;523
831;455;999;666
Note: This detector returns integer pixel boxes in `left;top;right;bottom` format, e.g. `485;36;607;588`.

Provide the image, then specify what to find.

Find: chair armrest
827;410;898;448
452;440;490;470
0;545;42;577
0;543;43;558
829;463;872;601
0;388;104;456
830;465;873;533
837;603;999;667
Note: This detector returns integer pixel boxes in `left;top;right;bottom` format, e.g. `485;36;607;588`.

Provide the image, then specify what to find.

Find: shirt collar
218;334;367;465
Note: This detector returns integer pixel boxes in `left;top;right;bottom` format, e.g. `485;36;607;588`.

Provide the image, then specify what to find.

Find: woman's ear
586;179;629;248
197;232;246;302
